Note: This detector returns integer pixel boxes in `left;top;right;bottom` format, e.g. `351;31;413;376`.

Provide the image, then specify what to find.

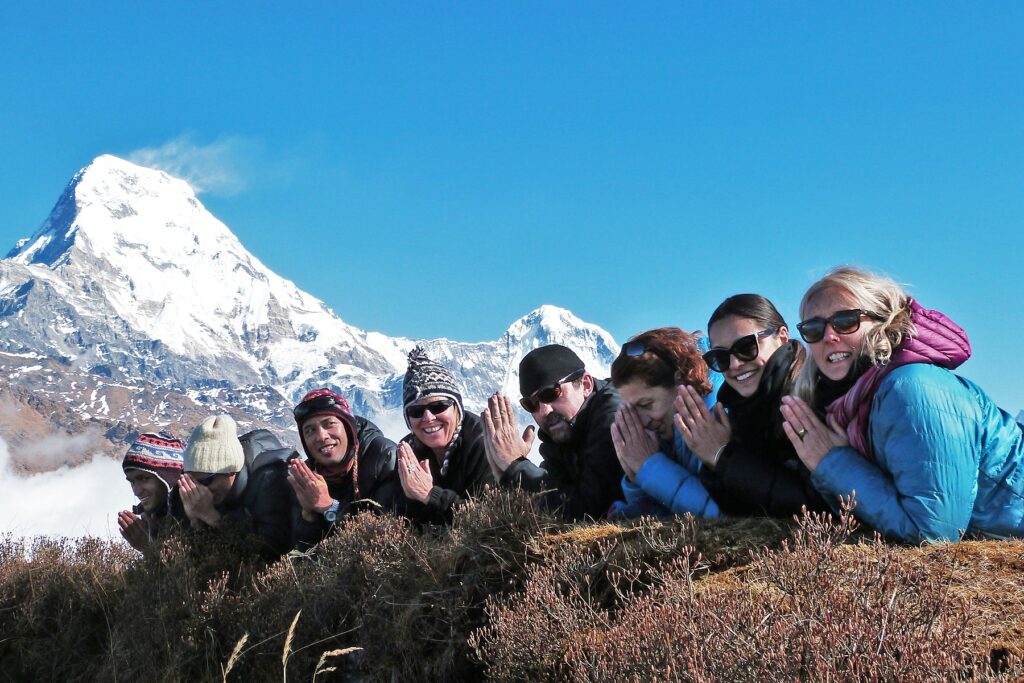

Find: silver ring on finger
796;428;808;441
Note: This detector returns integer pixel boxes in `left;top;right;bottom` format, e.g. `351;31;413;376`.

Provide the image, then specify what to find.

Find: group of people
118;266;1024;558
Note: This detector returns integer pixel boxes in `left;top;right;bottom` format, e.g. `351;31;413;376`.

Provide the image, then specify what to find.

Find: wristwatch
323;499;341;523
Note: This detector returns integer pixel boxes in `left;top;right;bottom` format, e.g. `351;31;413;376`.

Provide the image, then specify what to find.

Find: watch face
324;510;337;523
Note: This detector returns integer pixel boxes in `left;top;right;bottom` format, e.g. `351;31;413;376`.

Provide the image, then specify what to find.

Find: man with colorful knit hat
481;344;624;521
288;388;401;551
170;414;297;560
117;430;185;551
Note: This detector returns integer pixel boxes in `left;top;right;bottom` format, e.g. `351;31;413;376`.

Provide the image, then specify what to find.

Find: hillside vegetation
1;490;1022;681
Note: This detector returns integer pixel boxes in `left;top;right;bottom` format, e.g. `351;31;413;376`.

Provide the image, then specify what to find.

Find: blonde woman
780;266;1024;542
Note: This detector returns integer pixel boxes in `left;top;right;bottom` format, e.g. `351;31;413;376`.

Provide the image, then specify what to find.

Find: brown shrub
1;495;1023;681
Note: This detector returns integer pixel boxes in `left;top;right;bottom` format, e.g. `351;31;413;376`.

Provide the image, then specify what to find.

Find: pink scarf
826;299;971;459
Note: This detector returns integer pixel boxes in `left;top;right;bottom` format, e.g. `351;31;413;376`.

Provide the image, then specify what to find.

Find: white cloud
0;434;134;539
127;134;255;196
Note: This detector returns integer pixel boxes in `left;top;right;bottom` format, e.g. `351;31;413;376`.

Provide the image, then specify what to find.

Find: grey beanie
184;414;245;474
402;345;463;428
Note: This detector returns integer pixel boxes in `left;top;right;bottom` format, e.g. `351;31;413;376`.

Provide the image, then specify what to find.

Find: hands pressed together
178;474;222;527
610;403;658;481
480;392;535;481
287;458;336;522
674;385;731;467
780;395;848;472
117;510;150;551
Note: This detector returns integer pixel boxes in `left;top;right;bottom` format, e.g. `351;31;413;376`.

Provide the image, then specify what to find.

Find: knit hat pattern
402;345;464;428
122;430;186;493
519;344;586;397
184;414;245;474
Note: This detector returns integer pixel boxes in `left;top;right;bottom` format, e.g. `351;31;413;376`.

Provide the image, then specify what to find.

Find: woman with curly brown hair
607;326;722;519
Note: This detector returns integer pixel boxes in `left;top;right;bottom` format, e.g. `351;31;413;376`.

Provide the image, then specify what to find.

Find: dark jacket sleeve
292;509;331;552
501;384;624;521
241;463;298;558
701;441;828;517
358;425;403;515
425;424;494;520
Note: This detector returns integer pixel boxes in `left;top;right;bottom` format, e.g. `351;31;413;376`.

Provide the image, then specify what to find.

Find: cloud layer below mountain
0;436;132;540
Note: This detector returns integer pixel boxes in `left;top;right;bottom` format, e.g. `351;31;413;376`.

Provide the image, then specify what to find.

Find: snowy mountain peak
504;304;619;372
0;156;622;455
9;155;214;268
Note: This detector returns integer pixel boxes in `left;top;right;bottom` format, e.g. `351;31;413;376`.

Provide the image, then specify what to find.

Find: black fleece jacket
292;415;401;551
500;378;624;521
400;411;494;526
169;448;297;561
698;341;829;517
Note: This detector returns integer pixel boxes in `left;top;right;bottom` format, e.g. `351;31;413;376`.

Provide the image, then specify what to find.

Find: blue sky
1;3;1022;410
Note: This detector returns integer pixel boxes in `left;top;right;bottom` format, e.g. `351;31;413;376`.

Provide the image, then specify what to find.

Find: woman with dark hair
682;294;828;517
780;266;1024;542
607;327;722;519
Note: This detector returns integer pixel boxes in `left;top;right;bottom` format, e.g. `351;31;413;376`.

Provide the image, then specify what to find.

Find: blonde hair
793;266;916;402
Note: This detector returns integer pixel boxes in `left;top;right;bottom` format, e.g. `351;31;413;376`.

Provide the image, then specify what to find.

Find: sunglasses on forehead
702;328;778;373
519;368;586;413
406;398;456;420
796;309;884;344
293;394;345;422
622;338;682;372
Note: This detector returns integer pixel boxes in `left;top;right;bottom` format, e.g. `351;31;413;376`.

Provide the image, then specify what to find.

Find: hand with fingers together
673;384;732;468
397;441;434;503
611;402;659;481
780;395;849;472
287;458;336;522
178;474;222;527
117;510;150;551
481;392;535;476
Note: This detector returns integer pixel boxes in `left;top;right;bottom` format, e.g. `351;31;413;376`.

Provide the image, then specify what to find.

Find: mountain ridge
0;155;619;462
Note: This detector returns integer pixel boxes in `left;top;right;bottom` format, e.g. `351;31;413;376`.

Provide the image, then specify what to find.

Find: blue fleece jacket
812;364;1024;542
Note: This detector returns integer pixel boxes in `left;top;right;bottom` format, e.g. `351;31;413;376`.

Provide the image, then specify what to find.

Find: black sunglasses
796;309;884;344
293;395;342;422
702;328;778;373
406;399;456;420
622;339;679;373
519;369;586;413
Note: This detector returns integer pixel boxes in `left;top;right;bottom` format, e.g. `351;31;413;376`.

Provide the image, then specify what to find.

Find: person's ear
778;326;790;344
582;372;595;396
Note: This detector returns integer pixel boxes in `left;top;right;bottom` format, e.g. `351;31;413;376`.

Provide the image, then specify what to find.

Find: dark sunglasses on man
406;398;457;420
796;309;884;344
519;368;586;413
701;327;778;373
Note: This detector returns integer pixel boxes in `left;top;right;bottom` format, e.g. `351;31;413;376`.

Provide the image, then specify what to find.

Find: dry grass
1;493;1022;681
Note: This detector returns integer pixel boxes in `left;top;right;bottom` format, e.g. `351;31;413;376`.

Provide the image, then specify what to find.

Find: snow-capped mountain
0;156;618;460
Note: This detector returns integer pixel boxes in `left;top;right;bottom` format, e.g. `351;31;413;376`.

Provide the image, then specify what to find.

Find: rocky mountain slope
0;156;618;467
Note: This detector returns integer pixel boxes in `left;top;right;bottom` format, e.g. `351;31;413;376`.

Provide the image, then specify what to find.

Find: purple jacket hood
827;299;972;459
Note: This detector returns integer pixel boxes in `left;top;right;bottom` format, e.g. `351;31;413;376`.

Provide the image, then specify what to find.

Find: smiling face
408;397;460;455
529;374;594;443
803;287;879;381
617;380;677;441
125;469;166;513
301;414;351;472
708;316;789;398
